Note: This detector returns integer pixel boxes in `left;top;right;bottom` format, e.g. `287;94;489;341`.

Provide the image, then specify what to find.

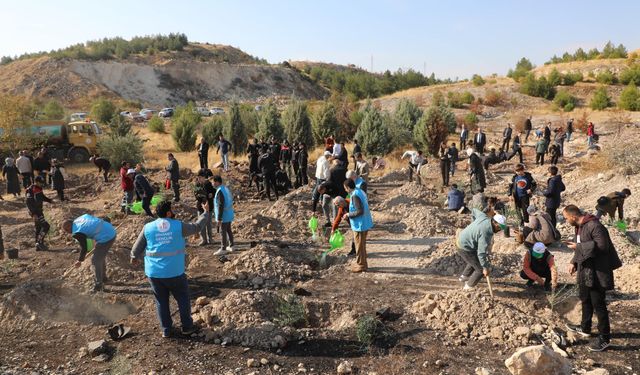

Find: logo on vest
156;219;171;233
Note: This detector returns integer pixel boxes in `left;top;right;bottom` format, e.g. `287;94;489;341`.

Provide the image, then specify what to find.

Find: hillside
0;44;328;107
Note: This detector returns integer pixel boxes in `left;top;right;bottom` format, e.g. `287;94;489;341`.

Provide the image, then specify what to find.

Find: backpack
597;196;611;207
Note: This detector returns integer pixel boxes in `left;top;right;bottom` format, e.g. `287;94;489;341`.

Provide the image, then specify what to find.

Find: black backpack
597;196;611;207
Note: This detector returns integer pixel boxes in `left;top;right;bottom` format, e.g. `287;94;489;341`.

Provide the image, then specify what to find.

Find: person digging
62;214;117;293
520;242;558;292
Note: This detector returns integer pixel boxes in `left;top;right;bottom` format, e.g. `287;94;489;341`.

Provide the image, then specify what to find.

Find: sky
1;0;639;79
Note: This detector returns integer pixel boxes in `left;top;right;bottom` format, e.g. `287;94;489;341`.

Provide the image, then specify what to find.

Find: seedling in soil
356;314;392;350
274;293;307;328
546;284;577;312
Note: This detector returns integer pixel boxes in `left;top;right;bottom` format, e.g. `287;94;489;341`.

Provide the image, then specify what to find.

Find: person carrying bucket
62;214;117;293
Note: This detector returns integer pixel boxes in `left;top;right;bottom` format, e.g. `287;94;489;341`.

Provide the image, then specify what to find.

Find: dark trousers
408;162;420;182
149;274;193;336
34;214;50;245
460;137;467;148
536;153;545;165
199;152;208;170
507;148;523;163
21;172;32;189
525;129;531;142
142;195;154;216
550;154;559;165
546;206;557;228
312;179;325;203
264;172;278;200
458;248;483;287
298;165;308;186
501;137;511;152
101;170;109;182
475;144;485;154
514;195;530;225
439;160;450;186
520;269;551;289
56;189;65;201
579;283;610;340
220;222;234;248
171;180;180;202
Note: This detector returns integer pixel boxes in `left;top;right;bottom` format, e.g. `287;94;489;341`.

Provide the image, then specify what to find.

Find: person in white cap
520;242;557;291
456;205;506;290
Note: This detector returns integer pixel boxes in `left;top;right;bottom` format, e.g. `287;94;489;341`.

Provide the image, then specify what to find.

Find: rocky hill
0;44;328;107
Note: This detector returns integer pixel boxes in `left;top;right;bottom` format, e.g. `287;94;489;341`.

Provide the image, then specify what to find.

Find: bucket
6;248;18;259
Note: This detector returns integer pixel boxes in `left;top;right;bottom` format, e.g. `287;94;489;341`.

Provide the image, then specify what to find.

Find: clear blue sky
2;0;639;78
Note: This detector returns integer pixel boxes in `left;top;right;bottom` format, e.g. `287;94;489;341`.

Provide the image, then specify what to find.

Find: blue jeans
222;153;229;171
566;132;572;142
587;136;594;147
149;274;193;335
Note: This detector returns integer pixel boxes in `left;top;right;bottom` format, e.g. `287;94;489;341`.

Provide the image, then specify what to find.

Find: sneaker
459;275;470;283
526;279;535;287
35;242;48;252
213;248;228;256
181;326;198;335
197;240;208;246
565;324;592;338
348;248;356;256
225;246;234;252
588;336;611;352
463;282;474;291
162;330;172;339
92;284;105;293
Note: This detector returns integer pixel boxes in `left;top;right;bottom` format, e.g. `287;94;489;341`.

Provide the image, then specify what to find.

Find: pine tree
311;101;339;144
354;101;392;155
589;87;612;110
414;104;456;156
282;99;314;146
224;101;246;155
256;100;284;141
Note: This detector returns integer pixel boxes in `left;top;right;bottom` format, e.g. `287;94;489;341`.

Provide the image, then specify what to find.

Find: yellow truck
29;120;103;163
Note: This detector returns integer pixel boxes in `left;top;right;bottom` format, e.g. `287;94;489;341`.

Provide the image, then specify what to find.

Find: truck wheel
69;148;90;163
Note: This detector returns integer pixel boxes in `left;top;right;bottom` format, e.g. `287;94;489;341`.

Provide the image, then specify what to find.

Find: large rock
87;340;108;356
504;345;572;375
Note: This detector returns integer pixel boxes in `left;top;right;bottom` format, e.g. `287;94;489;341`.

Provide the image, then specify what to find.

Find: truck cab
65;121;102;162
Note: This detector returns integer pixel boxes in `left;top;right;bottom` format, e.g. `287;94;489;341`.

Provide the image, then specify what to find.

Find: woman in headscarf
2;157;21;197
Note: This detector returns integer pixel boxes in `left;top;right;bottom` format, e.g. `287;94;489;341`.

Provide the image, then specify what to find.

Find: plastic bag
329;230;345;250
615;220;627;232
151;195;162;206
130;201;143;214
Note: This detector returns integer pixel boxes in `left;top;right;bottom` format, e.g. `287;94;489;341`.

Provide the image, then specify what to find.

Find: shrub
507;57;534;82
356;315;388;347
171;103;200;151
311;102;339;144
431;91;445;106
387;111;412;149
393;98;423;133
483;89;504;106
548;68;562;86
589;87;612;110
240;105;259;136
147;116;165;133
619;64;640;86
447;91;475;109
108;112;132;136
414;104;456;156
462;112;479;126
90;98;116;124
43;100;65;120
618;83;640;111
553;90;578;112
97;133;145;168
520;74;556;100
256;100;284;141
224;101;247;155
574;111;590;132
562;71;583;86
354;101;392;155
471;74;485;86
596;70;617;85
281;99;313;147
461;91;475;104
274;294;306;328
202;116;225;145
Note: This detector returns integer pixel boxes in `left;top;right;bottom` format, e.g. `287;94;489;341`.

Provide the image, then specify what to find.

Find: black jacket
503;127;512;139
543;126;551;141
258;153;276;174
473;133;486;148
571;215;622;290
297;148;308;167
134;174;154;196
512;135;521;151
52;166;65;191
33;157;50;173
353;143;362;155
26;185;52;216
326;165;347;198
280;146;292;162
166;159;180;181
524;118;532;131
543;175;565;209
270;143;281;162
198;141;209;155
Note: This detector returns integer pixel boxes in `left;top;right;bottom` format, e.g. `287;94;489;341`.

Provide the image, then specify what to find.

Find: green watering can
308;216;319;240
615;220;627;232
319;230;345;267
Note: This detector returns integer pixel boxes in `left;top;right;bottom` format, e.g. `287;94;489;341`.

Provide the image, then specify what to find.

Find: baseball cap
126;168;136;175
493;214;507;230
324;151;331;157
532;242;546;259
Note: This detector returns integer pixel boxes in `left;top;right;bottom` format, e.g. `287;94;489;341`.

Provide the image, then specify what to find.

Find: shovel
486;275;494;299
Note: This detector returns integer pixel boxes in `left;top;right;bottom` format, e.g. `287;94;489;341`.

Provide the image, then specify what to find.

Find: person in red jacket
587;122;595;147
520;242;558;291
119;161;135;214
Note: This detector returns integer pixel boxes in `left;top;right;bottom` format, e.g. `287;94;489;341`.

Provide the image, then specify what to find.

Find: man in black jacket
507;132;524;163
509;164;537;225
543;122;552;152
134;164;155;217
543;166;565;228
473;128;487;154
280;140;293;183
165;153;180;202
258;147;278;200
247;139;260;186
90;155;111;182
501;123;513;153
297;142;309;186
26;176;53;251
564;205;622;352
197;138;209;170
524;116;533;142
566;118;574;142
270;137;281;170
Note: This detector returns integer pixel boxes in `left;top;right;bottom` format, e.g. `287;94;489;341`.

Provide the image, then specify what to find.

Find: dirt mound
411;289;563;348
0;281;135;331
193;290;299;349
615;264;640;295
418;237;521;277
375;182;438;209
222;244;315;288
373;169;409;184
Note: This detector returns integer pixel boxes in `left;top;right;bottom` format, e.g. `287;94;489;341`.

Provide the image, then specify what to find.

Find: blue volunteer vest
355;177;365;190
349;188;373;232
72;214;116;244
214;185;234;223
143;218;185;278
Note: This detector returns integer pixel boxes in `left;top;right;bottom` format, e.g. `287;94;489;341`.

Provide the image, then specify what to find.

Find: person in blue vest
62;214;117;292
345;170;367;193
342;179;373;273
130;200;207;338
212;175;235;255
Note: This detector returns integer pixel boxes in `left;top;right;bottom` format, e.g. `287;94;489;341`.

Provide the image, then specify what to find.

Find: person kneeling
520;242;557;291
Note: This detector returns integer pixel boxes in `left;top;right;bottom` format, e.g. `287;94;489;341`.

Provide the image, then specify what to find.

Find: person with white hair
346;170;367;192
2;157;20;197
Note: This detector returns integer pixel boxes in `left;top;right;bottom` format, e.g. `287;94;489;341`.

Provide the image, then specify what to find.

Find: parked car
254;105;263;112
70;112;88;122
120;111;132;117
209;107;225;115
159;108;174;118
139;109;157;120
195;107;211;116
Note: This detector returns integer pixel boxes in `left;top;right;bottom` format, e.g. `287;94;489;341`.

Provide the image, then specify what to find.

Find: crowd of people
0;119;631;351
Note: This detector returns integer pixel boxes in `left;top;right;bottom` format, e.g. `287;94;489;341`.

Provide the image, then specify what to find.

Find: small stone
87;340;107;356
514;326;530;337
247;359;258;368
91;353;109;362
195;296;209;306
435;359;445;367
475;368;492;375
260;358;269;365
273;364;281;371
585;359;596;367
337;361;353;374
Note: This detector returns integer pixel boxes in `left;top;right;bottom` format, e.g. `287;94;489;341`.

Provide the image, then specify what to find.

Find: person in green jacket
457;208;506;290
535;138;547;166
